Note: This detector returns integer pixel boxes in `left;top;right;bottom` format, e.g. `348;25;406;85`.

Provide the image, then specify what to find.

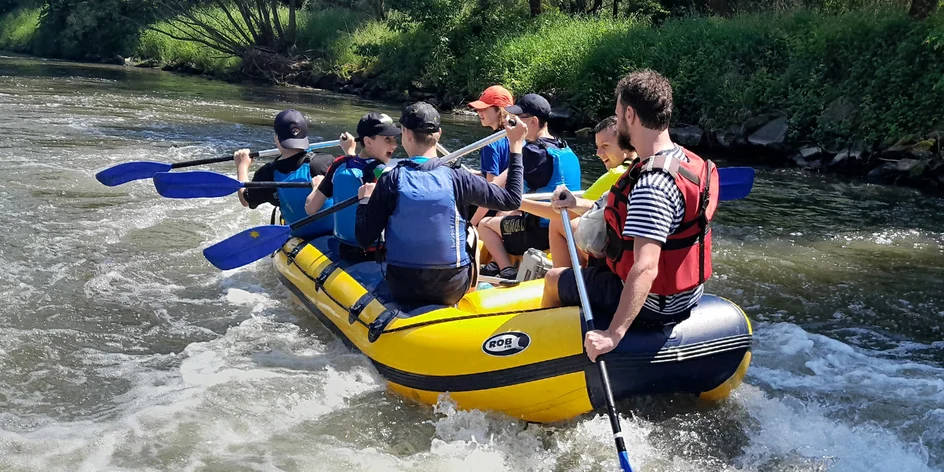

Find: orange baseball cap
468;85;514;110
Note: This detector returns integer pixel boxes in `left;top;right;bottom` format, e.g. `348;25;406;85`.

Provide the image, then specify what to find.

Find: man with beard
541;69;720;363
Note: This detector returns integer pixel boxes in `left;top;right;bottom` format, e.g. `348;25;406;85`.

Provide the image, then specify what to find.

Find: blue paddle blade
95;161;173;186
619;451;634;472
203;224;292;270
718;166;755;201
153;171;244;198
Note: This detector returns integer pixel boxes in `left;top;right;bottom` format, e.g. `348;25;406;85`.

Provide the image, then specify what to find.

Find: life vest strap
607;227;710;253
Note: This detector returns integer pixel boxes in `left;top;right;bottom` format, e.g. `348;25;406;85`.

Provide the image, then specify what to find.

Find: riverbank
2;6;942;191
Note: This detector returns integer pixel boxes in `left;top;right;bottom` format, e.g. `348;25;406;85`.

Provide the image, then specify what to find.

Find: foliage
31;0;158;59
1;0;942;151
0;6;38;51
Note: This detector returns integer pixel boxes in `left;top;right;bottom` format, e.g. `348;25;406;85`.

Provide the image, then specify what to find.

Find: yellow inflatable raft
274;235;752;424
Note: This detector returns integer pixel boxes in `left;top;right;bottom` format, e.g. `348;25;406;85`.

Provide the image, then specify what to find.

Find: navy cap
505;93;551;120
356;112;401;142
399;102;441;133
274;109;309;150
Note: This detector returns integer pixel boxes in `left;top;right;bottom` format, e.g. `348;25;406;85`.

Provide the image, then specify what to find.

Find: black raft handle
368;309;398;343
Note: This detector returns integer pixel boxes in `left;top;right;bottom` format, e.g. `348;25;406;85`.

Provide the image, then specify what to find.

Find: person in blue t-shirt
468;85;514;182
467;85;514;226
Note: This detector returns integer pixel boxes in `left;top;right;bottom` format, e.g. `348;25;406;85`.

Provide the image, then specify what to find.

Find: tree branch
214;0;255;45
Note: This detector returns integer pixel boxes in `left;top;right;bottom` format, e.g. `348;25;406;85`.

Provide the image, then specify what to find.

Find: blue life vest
530;142;582;227
331;156;384;246
384;158;469;269
273;156;334;239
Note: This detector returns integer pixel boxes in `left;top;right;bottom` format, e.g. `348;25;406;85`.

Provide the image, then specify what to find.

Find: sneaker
498;266;518;280
480;261;500;276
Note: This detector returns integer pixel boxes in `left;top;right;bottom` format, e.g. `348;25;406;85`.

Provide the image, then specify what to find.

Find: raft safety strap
368;309;398;343
348;293;374;325
285;241;307;265
314;262;339;291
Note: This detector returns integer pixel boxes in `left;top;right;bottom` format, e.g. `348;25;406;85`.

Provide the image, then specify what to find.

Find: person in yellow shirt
518;116;637;268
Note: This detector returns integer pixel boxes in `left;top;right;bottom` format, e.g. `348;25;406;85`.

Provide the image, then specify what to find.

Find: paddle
152;143;466;199
153;171;313;198
95;139;342;187
203;128;512;270
716;166;754;201
557;200;634;472
203;196;359;270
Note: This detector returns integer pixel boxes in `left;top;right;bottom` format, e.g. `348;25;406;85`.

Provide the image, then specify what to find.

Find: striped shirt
622;146;703;315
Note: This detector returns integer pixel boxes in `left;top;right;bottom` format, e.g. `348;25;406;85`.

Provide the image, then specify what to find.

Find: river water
0;54;942;472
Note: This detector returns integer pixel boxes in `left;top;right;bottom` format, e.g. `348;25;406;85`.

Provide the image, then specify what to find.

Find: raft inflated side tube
270;234;753;424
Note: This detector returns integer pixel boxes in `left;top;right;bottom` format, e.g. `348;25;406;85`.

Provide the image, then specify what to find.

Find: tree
147;0;306;57
529;0;541;16
908;0;938;19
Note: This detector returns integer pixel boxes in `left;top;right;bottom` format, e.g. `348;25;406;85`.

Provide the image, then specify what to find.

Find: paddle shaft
438;119;514;167
289;196;358;231
243;181;311;189
167;139;342;170
559;208;634;472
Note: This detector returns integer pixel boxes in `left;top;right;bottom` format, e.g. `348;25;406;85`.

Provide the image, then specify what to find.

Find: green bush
0;6;39;52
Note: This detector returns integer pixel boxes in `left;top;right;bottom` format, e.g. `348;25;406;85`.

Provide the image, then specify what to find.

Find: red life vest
602;147;719;295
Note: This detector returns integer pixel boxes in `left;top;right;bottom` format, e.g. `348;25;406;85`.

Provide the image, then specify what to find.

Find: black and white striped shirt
622;146;703;315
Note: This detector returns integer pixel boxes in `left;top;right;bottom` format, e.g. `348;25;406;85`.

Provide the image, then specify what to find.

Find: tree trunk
612;0;618;18
373;0;386;20
909;0;939;19
529;0;541;17
588;0;602;14
288;0;296;42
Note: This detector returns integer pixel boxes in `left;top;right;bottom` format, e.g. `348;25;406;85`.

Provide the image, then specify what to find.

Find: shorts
499;214;550;256
338;241;377;264
386;264;472;308
557;259;690;331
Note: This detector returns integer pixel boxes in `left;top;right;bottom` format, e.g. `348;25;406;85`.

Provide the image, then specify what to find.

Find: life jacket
384;158;469;269
602;147;719;295
331;155;384;246
273;154;334;239
529;140;582;227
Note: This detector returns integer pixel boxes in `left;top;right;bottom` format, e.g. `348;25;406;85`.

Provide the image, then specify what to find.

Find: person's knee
545;268;565;293
541;267;565;306
485;216;504;234
477;217;495;235
548;216;562;232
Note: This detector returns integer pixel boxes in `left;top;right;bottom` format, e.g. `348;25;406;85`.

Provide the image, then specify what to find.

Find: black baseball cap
274;109;309;150
355;112;401;142
399;102;441;133
505;93;551;120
